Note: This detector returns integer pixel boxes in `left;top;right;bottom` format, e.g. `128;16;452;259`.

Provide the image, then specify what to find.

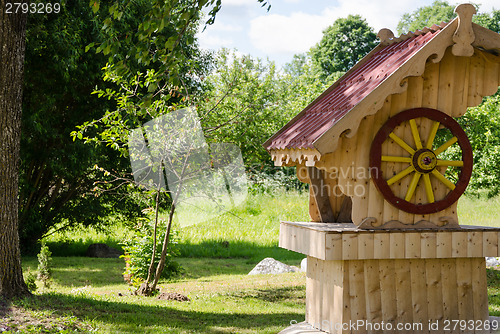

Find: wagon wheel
370;108;472;214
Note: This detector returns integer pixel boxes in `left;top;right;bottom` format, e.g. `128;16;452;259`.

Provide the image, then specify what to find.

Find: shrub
121;218;181;287
24;270;37;292
37;242;52;288
247;167;306;195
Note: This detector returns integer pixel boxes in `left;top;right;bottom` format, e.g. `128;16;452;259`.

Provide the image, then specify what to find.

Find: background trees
309;15;377;81
13;0;500;255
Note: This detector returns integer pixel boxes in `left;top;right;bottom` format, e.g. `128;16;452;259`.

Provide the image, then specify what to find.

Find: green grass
14;257;305;333
45;191;309;262
14;192;500;333
458;195;500;227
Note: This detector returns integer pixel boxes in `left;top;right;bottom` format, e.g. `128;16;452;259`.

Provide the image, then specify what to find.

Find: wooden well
280;222;500;333
265;4;500;334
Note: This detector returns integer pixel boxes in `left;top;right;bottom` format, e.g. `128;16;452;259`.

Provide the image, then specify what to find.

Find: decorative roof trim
270;148;320;167
452;4;477;56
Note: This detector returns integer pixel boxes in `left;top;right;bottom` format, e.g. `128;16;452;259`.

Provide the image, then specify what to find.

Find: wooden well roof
265;23;447;151
264;5;500;167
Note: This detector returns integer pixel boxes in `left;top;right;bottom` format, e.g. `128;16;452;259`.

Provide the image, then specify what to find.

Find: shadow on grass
22;257;126;288
14;292;304;333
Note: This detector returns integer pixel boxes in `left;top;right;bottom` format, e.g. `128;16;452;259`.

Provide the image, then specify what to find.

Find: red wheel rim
369;108;473;214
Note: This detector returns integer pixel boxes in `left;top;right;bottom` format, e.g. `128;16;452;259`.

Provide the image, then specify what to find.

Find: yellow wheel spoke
381;156;412;163
422;173;435;203
387;166;415;186
405;172;422;202
431;169;455;190
436;160;464;167
409;119;423;149
426;121;440;149
389;132;415;155
434;136;458;155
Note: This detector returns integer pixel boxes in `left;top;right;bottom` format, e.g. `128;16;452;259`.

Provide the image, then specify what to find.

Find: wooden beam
308;167;336;222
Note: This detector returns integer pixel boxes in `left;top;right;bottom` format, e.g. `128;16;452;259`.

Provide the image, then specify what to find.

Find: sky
196;0;499;68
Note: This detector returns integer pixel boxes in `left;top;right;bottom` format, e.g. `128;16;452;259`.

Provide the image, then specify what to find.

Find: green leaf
91;1;99;13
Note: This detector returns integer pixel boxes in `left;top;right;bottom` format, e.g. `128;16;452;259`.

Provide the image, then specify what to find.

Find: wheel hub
412;149;437;173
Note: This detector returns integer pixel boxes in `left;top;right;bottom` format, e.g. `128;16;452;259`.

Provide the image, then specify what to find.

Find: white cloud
206;22;243;32
249;12;331;54
249;0;436;56
476;0;500;12
199;35;234;50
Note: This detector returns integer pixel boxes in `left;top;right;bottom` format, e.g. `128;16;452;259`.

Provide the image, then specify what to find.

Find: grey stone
86;243;123;258
248;257;299;275
300;258;307;272
486;257;500;267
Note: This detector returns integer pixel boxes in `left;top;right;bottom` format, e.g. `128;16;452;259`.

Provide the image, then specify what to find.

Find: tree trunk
0;0;31;299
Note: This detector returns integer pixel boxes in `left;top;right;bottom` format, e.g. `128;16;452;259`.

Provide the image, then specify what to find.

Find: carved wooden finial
378;28;395;45
452;3;477;56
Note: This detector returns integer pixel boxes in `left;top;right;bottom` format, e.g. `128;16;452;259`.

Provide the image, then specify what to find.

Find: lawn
3;191;500;333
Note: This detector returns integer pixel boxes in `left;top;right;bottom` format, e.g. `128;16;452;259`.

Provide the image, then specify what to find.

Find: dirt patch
0;298;91;332
157;292;190;302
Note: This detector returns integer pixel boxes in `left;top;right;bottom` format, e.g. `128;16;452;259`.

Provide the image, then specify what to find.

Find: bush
121;218;181;287
24;270;37;292
37;242;52;288
247;166;306;195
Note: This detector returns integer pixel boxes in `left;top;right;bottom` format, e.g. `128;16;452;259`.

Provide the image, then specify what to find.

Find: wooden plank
367;104;388;226
405;233;421;258
374;233;390;259
349;261;367;328
364;260;382;329
471;258;489;324
358;233;374;260
331;261;345;334
309;185;322;222
441;258;459;322
390;233;405;259
467;53;480;107
379;260;397;333
452;232;467;257
482;60;499;97
410;259;429;333
321;260;332;332
420;232;436;258
456;258;473;328
343;234;358;260
279;223;326;260
422;59;440;109
306;256;321;327
342;261;351;331
437;49;456;115
325;233;343;261
308;167;336;223
475;53;485;107
483;231;498;257
395;259;413;333
436;231;452;258
352;115;373;224
467;231;483;258
451;54;469;116
425;259;444;324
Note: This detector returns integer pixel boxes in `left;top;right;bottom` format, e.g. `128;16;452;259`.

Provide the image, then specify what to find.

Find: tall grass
44;191;309;262
44;191;500;260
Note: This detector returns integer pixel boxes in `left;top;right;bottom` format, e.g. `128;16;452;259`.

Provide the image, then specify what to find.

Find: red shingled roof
265;24;448;151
